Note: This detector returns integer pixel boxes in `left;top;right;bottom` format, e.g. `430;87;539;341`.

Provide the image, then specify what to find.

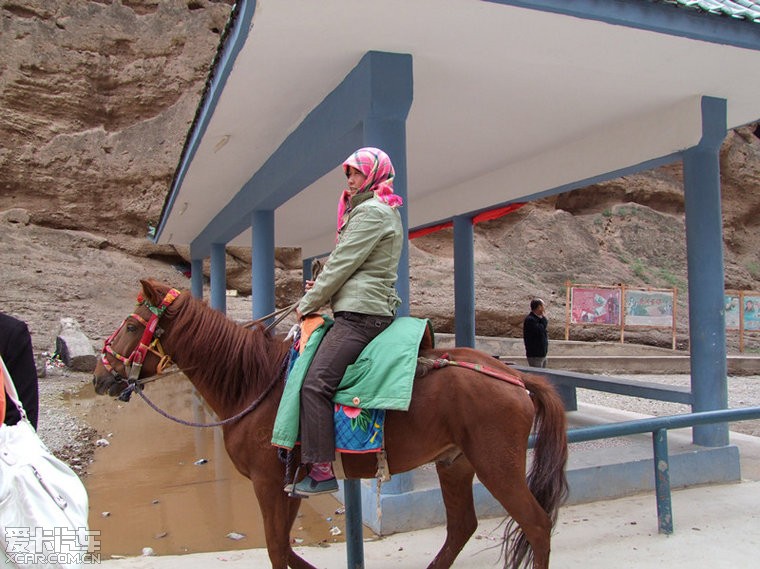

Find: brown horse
92;279;568;569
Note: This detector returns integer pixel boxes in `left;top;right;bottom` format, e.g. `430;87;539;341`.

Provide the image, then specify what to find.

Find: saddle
271;316;433;454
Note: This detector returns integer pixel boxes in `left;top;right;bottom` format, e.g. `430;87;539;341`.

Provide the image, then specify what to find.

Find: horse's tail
525;372;569;520
504;372;568;568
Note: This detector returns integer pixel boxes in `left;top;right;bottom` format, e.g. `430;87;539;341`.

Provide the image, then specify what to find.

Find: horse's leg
427;454;478;569
284;496;315;569
467;452;552;569
252;479;317;569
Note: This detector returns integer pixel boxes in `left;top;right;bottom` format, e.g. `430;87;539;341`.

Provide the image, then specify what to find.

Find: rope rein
119;351;291;428
240;301;300;334
110;291;525;430
110;291;300;427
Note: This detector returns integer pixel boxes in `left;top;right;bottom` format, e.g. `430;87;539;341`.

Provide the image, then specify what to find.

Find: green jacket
298;192;403;317
271;316;430;450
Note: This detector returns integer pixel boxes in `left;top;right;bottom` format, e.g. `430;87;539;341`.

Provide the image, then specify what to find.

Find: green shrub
631;258;648;282
656;268;682;290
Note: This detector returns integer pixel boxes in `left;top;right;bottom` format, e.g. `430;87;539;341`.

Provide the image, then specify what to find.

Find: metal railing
344;406;760;568
532;406;760;534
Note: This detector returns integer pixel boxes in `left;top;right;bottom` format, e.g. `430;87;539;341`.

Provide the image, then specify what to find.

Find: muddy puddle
77;372;356;558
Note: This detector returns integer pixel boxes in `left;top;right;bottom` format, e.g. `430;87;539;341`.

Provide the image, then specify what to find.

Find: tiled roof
660;0;760;22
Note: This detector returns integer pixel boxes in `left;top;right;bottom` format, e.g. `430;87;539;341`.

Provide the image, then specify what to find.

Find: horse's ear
139;279;165;306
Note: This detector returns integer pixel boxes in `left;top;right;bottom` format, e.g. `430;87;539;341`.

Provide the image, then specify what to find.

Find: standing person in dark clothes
523;298;548;368
1;312;39;429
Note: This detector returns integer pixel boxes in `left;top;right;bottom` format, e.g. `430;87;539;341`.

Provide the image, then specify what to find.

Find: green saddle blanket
270;316;430;450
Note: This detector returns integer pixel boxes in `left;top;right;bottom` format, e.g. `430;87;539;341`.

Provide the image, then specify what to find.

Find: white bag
1;356;90;569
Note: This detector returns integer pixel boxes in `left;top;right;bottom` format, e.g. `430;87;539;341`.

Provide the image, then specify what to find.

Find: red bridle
101;288;181;383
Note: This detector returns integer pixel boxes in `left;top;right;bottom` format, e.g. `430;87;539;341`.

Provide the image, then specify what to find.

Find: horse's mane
165;292;290;410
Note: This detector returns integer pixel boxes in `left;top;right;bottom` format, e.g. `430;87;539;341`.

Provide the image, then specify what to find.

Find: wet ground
76;373;350;558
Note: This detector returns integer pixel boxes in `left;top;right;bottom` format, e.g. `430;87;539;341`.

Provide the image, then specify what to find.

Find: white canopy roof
156;0;760;258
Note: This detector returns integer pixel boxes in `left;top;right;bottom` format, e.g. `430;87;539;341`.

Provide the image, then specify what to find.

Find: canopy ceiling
156;0;760;258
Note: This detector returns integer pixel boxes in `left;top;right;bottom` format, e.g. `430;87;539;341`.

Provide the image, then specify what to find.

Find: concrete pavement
98;479;760;568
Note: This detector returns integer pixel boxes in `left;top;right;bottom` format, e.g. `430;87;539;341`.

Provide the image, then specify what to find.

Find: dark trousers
299;311;392;464
527;356;547;368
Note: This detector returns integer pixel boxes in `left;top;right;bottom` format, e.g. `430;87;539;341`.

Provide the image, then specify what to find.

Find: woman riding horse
293;147;404;496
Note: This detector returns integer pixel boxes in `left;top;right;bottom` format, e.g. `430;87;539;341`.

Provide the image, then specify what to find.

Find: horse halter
101;288;181;386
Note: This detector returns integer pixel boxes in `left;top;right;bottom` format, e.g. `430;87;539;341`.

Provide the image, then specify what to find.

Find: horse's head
93;279;183;398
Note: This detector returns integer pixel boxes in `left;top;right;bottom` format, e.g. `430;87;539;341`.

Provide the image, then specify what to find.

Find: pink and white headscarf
336;147;403;233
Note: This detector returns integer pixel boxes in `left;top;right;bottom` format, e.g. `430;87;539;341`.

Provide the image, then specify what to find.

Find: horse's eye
126;323;138;333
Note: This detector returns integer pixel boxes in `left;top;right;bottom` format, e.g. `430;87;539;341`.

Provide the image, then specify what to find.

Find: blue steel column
347;116;411;567
363;117;409;316
190;258;204;299
360;118;412;500
302;258;313;282
209;243;226;314
453;215;476;348
251;210;276;321
347;55;414;556
652;428;673;534
683;96;728;447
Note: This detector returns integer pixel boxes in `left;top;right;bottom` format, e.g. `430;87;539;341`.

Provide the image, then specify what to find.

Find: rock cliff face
2;1;759;351
0;0;233;235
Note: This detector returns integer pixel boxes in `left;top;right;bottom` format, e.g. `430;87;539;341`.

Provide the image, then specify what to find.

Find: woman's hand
304;279;315;292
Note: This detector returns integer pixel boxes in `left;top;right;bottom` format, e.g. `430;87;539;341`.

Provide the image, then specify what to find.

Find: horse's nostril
93;377;107;395
108;382;125;397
